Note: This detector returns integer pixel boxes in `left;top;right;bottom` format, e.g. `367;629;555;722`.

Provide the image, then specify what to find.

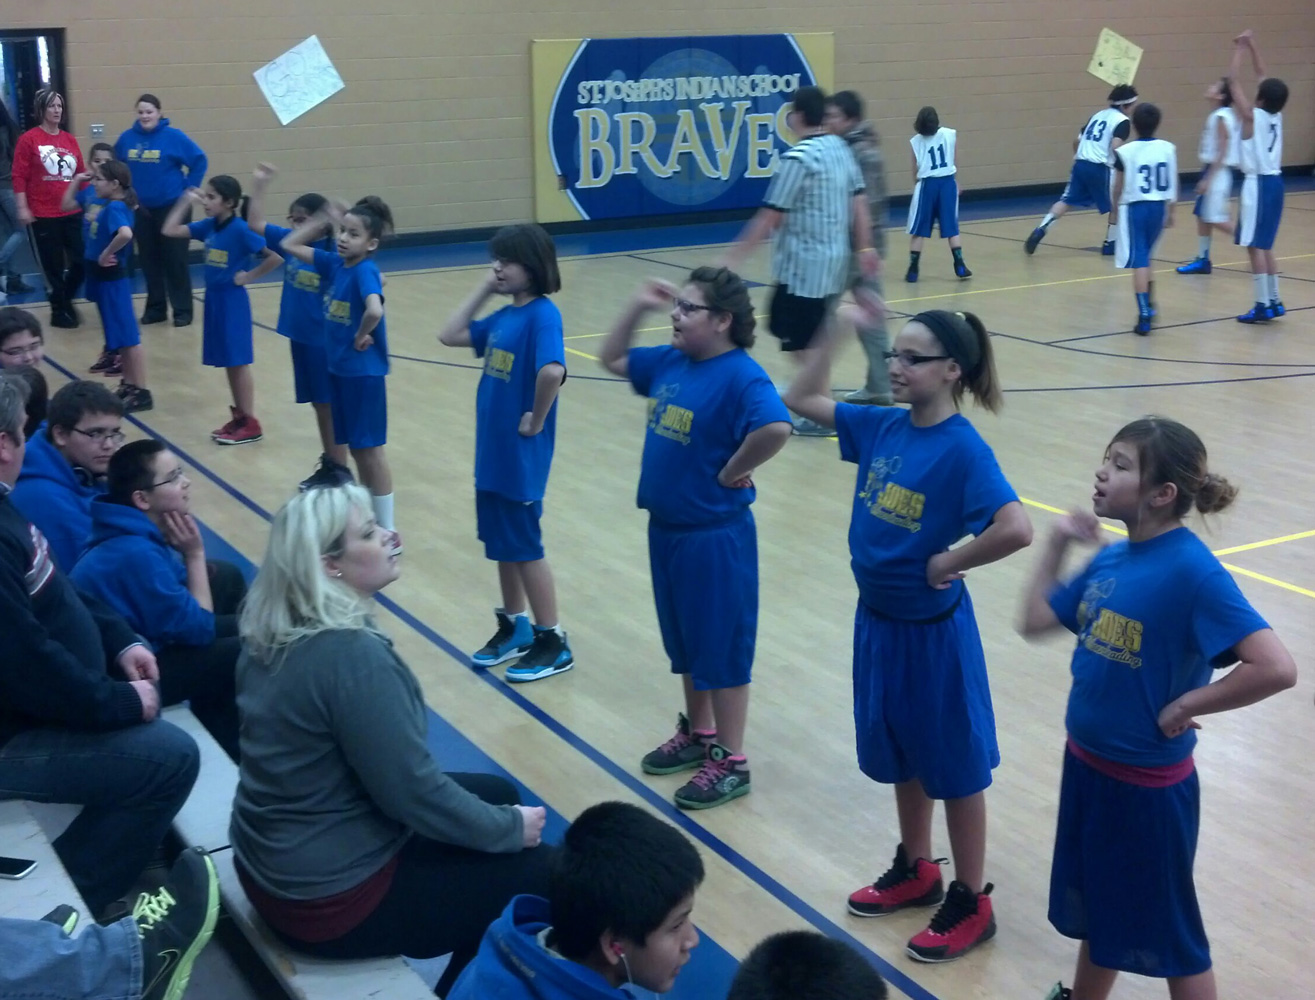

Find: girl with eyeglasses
784;308;1032;962
599;267;793;811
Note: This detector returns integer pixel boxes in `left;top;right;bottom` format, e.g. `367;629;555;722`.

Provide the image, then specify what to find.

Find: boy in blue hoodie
115;94;207;327
71;439;244;758
449;801;704;1000
12;380;124;569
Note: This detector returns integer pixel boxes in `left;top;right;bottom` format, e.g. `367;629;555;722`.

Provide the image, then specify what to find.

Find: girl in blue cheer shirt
163;175;281;445
438;224;572;684
785;308;1031;963
601;267;793;811
245;163;352;491
282;197;397;538
1019;417;1295;1000
67;144;118;378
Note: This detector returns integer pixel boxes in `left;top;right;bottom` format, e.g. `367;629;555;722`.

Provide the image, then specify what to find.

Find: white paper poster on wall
254;35;345;125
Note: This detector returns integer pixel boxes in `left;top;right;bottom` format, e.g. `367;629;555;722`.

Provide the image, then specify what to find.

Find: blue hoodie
448;896;639;1000
70;498;215;648
11;424;104;571
114;118;208;209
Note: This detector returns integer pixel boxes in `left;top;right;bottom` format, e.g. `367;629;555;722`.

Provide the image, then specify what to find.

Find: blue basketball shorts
1061;160;1113;215
290;339;332;406
1115;201;1167;270
906;174;960;239
1235;173;1283;250
328;373;387;449
201;283;254;368
96;277;141;351
476;489;544;563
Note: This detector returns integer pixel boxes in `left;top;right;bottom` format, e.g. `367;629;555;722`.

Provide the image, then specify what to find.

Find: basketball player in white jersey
1228;30;1289;324
905;106;970;282
1026;85;1139;256
1112;104;1177;335
1175;79;1240;275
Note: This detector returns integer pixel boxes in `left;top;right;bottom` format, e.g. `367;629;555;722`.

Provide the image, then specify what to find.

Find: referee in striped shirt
724;85;881;437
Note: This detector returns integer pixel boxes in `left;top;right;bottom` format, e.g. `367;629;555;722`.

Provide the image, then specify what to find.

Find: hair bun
1195;472;1238;515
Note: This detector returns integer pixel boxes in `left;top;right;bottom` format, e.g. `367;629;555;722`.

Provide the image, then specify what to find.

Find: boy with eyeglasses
0;306;45;371
12;379;125;569
71;439;245;759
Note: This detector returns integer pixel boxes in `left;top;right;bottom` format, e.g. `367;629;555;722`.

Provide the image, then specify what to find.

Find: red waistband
1066;736;1195;788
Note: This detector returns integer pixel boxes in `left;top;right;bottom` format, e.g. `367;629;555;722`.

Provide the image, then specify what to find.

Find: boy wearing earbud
447;801;704;999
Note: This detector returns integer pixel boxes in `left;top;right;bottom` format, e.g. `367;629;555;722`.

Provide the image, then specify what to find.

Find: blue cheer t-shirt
189;216;265;288
264;224;330;344
1048;526;1268;767
469;297;566;503
628;345;789;527
836;403;1018;620
312;249;388;378
85;199;133;264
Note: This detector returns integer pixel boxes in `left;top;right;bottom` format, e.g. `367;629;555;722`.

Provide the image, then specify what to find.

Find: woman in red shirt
12;89;86;328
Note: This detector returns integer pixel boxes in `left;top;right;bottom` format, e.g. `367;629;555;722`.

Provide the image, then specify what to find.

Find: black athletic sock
908;250;921;269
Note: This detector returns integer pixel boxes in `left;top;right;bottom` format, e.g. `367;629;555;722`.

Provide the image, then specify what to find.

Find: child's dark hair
914;106;940;136
909;310;1002;412
548;801;704;961
1257;77;1289;113
791;86;827;127
346;196;394;242
290;193;328;217
728;931;888;1000
47;379;124;432
89;142;115;161
1108;416;1237;517
107;439;167;504
829;89;864;122
0;306;42;347
1108;84;1139;107
15;365;48;440
136;93;162;110
207;175;246;216
98;160;139;210
1132;103;1161;138
489;223;561;296
687;265;755;348
1216;77;1234;108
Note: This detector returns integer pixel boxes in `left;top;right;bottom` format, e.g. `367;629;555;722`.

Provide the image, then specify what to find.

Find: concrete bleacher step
168;705;433;1000
0;799;87;925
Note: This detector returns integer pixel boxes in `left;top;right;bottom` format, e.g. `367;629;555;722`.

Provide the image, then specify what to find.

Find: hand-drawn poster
254;36;345;125
1088;28;1143;87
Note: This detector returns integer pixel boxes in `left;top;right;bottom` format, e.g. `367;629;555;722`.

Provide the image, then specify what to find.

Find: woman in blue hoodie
70;439;243;758
115;94;207;328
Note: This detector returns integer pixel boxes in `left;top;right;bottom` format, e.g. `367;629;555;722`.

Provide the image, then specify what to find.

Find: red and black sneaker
848;843;946;917
90;350;121;376
906;880;996;963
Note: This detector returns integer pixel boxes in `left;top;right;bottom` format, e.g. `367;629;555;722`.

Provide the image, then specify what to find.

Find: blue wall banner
531;34;835;223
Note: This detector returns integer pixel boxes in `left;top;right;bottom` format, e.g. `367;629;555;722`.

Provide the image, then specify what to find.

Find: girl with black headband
784;307;1032;963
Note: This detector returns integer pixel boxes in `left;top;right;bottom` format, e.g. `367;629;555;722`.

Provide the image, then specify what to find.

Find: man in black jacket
0;372;200;916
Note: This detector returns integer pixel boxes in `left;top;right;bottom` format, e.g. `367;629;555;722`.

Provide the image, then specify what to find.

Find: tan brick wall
8;1;1311;233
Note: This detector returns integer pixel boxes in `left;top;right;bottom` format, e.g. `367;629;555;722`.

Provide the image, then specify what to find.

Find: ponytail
98;160;138;210
1109;416;1238;519
910;310;1003;412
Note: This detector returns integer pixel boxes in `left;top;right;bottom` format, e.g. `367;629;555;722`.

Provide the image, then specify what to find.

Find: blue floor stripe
39;350;944;1000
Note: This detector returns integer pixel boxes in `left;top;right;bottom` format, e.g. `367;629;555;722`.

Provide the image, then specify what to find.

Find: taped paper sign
1088;28;1142;87
254;35;345;125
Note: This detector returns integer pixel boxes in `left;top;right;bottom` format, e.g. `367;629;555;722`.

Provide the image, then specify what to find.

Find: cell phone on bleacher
0;855;38;879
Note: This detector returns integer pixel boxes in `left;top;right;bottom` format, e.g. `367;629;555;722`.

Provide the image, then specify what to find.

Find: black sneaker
141;312;168;325
172;315;193;328
642;713;716;774
136;847;220;1000
41;903;80;935
299;453;356;491
49;309;78;329
117;383;155;413
5;273;32;294
1043;985;1072;1000
89;350;120;375
505;626;574;683
1024;226;1046;254
673;743;750;809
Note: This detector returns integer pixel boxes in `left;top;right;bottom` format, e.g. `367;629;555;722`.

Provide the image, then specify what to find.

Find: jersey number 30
1137;162;1171;194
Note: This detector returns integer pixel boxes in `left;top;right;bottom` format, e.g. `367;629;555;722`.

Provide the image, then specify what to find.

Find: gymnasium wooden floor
35;190;1315;999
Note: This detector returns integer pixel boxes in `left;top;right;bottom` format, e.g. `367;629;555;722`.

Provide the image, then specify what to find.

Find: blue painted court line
39;349;947;1000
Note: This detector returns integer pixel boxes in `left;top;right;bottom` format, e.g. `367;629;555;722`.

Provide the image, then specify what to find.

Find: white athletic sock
500;607;530;620
1106;225;1117;242
371;492;395;531
1267;273;1280;303
1198;235;1211;259
1040;213;1056;228
1253;274;1268;303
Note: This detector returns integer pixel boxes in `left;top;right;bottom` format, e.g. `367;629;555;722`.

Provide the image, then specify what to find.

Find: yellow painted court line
564;345;600;361
1020;498;1315;600
1211;529;1315;557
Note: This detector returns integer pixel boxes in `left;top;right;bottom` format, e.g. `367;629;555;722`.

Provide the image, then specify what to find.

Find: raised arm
436;271;497;348
245;162;276;236
161;189;203;239
1228;38;1256;128
280;201;342;265
781;321;840;428
598;280;675;378
60;172;93;214
1018;511;1101;637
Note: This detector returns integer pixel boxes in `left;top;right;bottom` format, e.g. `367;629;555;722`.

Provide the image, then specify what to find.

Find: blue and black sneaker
1270;300;1286;318
506;626;575;683
1134;313;1152;336
1176;257;1212;274
1101;240;1116;256
1024;227;1046;254
1237;303;1274;324
472;610;534;668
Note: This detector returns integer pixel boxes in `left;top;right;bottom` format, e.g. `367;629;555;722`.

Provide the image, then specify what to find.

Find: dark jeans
135;203;193;322
30;214;84;314
156;560;247;760
278;774;553;997
0;720;200;915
